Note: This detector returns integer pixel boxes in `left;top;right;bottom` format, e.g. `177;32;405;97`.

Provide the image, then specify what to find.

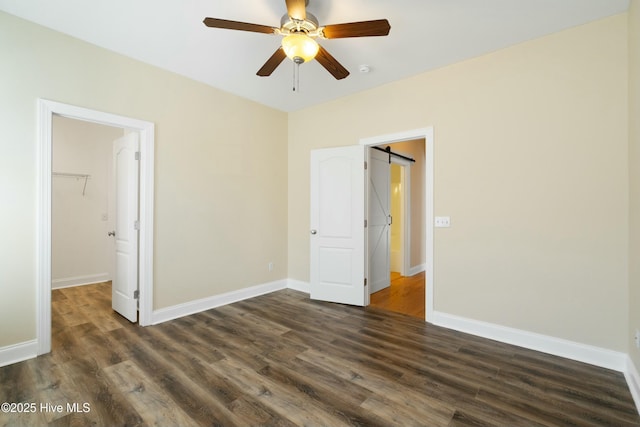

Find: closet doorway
52;116;140;322
37;99;155;355
52;116;120;289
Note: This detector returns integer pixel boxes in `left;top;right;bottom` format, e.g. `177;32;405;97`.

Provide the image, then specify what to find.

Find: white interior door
310;145;366;306
111;133;139;322
368;148;391;293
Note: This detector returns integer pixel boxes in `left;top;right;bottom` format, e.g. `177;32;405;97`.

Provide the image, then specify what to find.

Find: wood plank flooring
370;271;425;319
1;282;639;426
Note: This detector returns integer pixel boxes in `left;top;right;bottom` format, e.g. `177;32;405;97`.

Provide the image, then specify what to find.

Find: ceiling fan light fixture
204;2;391;81
281;33;319;63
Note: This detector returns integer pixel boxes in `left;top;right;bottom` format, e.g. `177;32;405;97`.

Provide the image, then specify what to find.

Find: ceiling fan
203;0;391;81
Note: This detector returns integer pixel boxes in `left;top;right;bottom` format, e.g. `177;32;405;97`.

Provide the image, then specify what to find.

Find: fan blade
315;45;349;80
322;19;391;39
257;47;287;76
285;0;306;21
203;17;276;34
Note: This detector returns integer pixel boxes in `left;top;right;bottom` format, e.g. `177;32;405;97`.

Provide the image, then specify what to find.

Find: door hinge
364;219;368;228
135;151;140;161
364;161;367;170
133;290;139;299
134;220;140;230
364;278;367;287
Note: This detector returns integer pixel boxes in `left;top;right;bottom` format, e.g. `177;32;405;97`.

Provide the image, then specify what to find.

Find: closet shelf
52;172;91;196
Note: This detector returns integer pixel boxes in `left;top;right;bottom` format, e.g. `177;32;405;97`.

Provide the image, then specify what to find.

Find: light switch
435;216;451;228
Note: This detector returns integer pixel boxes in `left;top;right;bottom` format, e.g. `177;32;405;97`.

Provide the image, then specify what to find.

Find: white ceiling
0;0;630;112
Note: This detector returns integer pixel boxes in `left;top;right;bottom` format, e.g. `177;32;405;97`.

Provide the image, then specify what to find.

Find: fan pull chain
292;61;300;92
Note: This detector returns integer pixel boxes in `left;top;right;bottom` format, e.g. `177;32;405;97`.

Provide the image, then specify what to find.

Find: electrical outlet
435;216;451;228
635;330;640;349
268;262;274;272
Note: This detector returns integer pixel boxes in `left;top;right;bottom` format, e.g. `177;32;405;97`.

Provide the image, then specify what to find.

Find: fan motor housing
280;12;319;34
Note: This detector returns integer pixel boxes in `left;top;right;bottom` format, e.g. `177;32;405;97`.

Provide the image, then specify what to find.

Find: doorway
51;116;122;291
361;128;434;323
37;99;155;355
367;141;425;319
52;116;141;324
308;127;434;322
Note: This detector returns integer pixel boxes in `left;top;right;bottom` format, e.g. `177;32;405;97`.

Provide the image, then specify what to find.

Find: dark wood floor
370;271;425;319
1;282;639;426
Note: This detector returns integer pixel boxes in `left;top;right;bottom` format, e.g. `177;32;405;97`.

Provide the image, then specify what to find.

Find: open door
310;145;366;305
111;133;139;322
368;147;391;293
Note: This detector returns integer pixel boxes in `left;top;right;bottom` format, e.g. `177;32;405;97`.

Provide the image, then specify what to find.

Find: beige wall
288;15;629;350
629;0;640;368
0;11;288;347
52;116;123;287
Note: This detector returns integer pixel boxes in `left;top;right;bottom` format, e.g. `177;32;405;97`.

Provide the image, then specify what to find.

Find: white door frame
37;99;155;355
360;127;434;323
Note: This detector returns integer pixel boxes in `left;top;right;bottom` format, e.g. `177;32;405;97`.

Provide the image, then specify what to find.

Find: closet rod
52;172;91;196
52;172;91;178
372;146;416;164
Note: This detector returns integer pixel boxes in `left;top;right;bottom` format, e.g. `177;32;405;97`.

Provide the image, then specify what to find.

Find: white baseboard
432;311;627;372
0;340;38;368
407;263;426;277
287;279;310;294
625;357;640;415
52;273;110;289
151;279;287;325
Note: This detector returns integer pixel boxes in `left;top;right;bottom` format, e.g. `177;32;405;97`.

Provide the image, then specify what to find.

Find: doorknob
310;229;317;235
108;231;116;237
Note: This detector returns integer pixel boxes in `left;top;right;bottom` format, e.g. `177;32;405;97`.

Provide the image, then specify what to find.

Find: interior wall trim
151;280;288;325
287;279;310;294
51;273;110;289
0;340;37;368
433;311;627;372
625;357;640;415
407;263;426;277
